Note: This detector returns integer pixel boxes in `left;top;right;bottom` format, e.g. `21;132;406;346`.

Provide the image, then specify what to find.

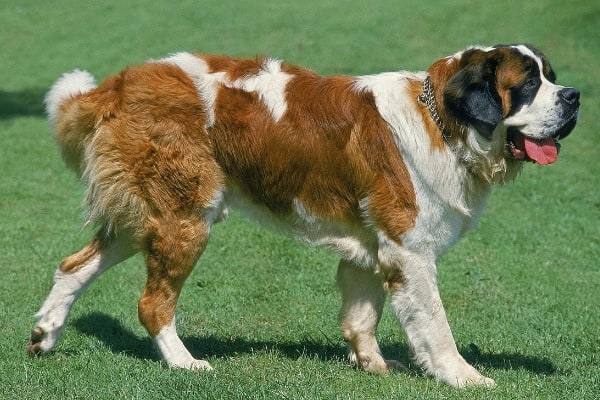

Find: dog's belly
222;185;379;268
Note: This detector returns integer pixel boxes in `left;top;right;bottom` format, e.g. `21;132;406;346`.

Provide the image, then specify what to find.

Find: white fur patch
230;58;292;122
35;253;102;317
45;69;96;127
157;52;222;128
31;252;103;353
354;72;482;257
154;319;213;370
159;54;292;125
31;236;135;354
159;52;209;77
223;188;377;268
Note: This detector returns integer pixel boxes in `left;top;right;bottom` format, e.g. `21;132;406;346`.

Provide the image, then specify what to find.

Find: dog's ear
443;50;503;137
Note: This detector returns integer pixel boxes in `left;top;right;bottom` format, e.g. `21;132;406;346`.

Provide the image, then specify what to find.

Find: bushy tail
45;69;96;128
45;70;97;175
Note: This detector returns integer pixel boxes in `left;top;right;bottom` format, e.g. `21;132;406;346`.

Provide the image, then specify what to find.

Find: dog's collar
417;75;452;141
418;75;476;167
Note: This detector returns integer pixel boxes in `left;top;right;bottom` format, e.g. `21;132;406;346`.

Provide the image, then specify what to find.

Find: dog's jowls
28;45;579;387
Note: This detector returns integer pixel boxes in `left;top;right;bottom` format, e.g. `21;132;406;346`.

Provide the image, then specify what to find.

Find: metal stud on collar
418;75;452;141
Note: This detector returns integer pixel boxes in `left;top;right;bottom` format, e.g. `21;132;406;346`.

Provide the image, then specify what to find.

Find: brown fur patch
76;63;223;233
206;57;418;240
493;48;536;117
138;216;210;336
202;54;265;81
59;238;101;273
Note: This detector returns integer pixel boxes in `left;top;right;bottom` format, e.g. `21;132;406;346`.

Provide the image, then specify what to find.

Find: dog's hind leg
27;228;137;355
137;214;212;370
337;259;403;373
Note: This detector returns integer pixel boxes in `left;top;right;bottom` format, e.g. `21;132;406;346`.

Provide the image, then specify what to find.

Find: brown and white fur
28;44;579;387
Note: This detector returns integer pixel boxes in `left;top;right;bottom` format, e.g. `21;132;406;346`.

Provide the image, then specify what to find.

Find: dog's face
442;44;579;165
502;45;579;139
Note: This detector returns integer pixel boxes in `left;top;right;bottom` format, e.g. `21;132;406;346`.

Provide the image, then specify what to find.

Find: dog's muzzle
506;86;579;165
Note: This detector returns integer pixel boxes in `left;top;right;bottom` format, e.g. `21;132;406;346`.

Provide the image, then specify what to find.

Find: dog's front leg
381;245;495;388
336;259;403;373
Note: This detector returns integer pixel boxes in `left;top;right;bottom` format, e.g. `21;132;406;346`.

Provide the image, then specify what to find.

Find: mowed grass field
1;1;599;398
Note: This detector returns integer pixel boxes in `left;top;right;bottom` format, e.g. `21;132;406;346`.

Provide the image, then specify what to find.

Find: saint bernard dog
28;44;579;387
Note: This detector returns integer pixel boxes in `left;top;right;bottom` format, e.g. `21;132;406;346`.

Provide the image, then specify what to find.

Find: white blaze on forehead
230;58;292;122
509;45;555;84
157;52;222;128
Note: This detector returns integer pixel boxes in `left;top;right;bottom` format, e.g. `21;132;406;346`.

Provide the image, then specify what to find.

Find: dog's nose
559;87;580;106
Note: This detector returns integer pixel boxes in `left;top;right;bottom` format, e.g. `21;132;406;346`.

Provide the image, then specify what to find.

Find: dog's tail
45;69;98;176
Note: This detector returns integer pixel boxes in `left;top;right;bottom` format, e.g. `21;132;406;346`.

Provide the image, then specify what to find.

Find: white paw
438;362;496;388
453;374;496;388
170;358;214;371
27;325;61;355
425;354;496;388
349;350;404;374
188;359;214;371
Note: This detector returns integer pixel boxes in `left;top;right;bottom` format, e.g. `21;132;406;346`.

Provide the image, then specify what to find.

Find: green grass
1;0;599;398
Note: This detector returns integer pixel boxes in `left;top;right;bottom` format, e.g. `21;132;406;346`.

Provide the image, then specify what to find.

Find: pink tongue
523;137;558;165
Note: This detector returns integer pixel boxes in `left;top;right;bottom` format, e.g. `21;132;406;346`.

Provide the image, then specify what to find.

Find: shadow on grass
0;88;46;119
71;313;158;361
71;312;348;363
462;343;557;376
72;312;557;376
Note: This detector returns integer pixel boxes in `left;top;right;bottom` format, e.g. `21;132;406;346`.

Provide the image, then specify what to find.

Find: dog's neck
417;75;451;141
418;75;475;167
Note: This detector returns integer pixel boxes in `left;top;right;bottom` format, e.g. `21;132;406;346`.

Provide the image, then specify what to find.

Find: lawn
1;0;598;398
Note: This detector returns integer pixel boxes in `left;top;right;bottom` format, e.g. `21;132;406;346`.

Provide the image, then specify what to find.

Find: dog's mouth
507;130;561;165
506;114;577;165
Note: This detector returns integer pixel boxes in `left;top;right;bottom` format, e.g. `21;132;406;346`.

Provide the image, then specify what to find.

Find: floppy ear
443;52;503;137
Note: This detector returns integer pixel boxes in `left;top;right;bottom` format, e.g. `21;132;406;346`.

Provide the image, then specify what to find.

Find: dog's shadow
0;88;46;119
72;312;557;376
71;312;348;364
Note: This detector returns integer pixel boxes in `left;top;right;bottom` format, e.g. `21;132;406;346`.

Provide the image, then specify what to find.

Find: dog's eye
523;78;538;89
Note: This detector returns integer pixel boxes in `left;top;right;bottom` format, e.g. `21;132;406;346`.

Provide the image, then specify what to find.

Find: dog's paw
478;376;496;388
453;374;496;388
352;352;404;374
169;358;214;371
188;359;214;371
27;326;58;356
437;363;496;388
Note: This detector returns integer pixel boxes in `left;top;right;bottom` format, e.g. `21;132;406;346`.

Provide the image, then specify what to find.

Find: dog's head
428;44;579;180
